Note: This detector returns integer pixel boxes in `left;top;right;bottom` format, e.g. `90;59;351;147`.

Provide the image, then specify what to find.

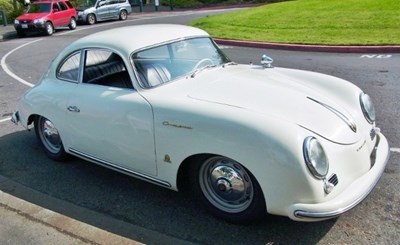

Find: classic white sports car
12;24;390;223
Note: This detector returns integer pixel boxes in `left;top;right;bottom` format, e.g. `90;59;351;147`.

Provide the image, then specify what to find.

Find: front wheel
192;156;266;223
87;14;96;25
44;22;54;36
34;116;68;161
16;30;26;38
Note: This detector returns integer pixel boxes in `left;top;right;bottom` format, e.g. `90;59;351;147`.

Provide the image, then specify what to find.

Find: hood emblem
307;97;357;133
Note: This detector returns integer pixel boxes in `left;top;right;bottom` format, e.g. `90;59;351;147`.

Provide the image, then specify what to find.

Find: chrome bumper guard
11;111;20;125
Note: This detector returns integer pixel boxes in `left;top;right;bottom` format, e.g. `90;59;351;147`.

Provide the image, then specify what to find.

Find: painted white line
1;39;41;88
0;117;11;123
391;148;400;153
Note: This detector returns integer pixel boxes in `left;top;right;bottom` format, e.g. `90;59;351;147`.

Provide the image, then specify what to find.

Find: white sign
360;54;392;59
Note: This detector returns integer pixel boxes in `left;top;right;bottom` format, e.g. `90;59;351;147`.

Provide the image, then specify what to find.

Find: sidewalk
0;190;141;245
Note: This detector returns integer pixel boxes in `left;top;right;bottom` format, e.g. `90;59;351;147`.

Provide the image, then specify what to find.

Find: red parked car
14;0;77;37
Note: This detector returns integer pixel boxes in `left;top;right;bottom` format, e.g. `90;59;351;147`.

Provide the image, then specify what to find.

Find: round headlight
359;92;376;124
303;137;329;179
14;19;20;24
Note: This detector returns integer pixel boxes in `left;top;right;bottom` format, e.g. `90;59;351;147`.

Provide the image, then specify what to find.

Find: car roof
66;24;210;55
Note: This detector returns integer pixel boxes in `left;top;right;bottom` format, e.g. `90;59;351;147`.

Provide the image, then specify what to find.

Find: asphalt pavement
1;4;399;245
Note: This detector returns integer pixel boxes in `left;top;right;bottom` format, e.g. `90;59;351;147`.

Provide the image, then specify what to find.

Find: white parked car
12;24;390;223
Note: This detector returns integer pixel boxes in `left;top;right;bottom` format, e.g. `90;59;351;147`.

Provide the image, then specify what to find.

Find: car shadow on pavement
0;130;336;244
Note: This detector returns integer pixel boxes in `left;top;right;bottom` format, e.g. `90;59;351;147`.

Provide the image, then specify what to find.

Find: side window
134;45;169;59
65;1;73;8
58;2;68;11
83;49;133;89
57;51;81;82
52;3;60;11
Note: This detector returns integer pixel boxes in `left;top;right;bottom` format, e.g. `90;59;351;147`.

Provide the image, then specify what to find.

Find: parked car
14;0;77;37
11;24;390;223
76;0;132;25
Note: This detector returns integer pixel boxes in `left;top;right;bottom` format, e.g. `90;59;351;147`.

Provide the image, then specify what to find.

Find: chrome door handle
67;106;80;113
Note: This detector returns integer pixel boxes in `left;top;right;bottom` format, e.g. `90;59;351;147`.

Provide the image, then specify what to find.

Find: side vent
328;174;339;186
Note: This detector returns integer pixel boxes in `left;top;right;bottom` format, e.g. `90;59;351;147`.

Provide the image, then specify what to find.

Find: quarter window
82;49;133;89
57;51;81;82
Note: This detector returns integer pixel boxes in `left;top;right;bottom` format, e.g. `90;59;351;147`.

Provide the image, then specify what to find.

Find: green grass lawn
189;0;400;45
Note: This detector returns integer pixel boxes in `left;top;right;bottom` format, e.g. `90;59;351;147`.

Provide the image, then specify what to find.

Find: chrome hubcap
47;24;53;34
199;157;254;213
39;118;61;154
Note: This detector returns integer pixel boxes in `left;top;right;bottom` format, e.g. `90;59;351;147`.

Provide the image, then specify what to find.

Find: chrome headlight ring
303;137;329;180
359;92;376;124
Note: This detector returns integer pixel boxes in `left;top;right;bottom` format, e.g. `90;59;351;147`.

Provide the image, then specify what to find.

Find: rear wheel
191;155;266;223
69;17;77;30
119;10;128;20
87;14;96;25
44;22;54;36
34;116;68;161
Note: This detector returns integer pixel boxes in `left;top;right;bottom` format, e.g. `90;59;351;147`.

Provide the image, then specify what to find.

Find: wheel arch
176;153;212;192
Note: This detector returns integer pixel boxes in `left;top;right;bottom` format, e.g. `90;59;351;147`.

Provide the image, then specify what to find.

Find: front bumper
15;23;46;33
288;132;390;221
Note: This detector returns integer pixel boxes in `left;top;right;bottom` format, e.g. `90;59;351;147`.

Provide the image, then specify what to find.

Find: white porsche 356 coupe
12;24;390;223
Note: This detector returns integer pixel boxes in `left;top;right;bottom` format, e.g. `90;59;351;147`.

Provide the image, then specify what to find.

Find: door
65;49;157;175
96;0;111;20
108;0;120;19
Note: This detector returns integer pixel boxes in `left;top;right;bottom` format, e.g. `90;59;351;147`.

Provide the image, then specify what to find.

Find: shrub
0;0;25;25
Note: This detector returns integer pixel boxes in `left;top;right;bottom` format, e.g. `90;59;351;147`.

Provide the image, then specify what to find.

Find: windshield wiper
190;65;217;78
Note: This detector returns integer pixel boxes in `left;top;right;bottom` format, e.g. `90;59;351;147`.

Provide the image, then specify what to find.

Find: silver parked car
77;0;132;25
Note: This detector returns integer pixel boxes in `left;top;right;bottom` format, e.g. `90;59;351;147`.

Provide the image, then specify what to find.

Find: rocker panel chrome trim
68;148;171;188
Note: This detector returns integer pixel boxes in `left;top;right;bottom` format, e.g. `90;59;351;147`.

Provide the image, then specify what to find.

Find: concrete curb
0;190;142;245
214;38;400;53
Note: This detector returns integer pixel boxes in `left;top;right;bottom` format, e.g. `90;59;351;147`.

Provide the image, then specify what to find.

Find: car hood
17;13;48;21
187;66;360;144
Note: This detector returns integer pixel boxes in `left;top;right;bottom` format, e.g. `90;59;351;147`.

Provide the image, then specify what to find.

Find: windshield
132;37;230;88
81;0;98;7
28;3;51;13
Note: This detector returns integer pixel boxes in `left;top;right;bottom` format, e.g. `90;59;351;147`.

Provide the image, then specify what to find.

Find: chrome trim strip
294;136;390;219
307;97;357;133
68;148;171;188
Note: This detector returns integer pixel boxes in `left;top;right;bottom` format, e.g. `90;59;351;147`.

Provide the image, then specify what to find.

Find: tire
87;14;96;25
16;30;25;38
34;116;68;161
119;10;128;21
191;155;266;223
44;22;54;36
69;17;77;30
